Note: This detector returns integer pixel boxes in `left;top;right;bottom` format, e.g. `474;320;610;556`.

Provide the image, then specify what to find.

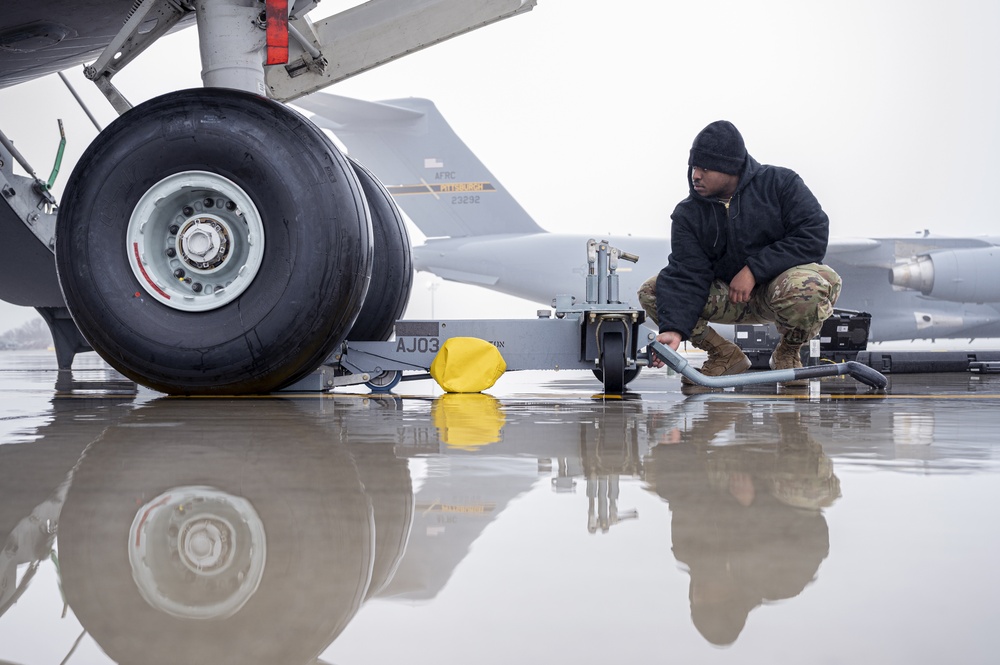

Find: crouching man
638;121;841;386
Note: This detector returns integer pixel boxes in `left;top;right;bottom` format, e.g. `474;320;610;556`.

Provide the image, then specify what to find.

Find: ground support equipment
648;341;888;390
328;307;644;394
292;240;645;394
290;236;888;394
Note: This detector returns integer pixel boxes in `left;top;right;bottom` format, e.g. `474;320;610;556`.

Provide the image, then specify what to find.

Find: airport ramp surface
1;350;999;662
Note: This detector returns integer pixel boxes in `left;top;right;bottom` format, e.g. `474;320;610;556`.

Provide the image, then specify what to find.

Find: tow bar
648;341;888;390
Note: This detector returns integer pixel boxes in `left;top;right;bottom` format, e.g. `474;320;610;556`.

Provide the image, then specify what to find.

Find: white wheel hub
127;171;265;312
128;485;267;620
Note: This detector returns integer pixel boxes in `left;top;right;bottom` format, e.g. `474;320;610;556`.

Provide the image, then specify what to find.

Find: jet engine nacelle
889;246;1000;303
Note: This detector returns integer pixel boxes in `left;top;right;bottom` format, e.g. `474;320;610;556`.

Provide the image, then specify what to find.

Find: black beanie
688;121;746;175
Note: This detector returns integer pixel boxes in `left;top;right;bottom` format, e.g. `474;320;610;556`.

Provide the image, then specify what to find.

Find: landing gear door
267;0;537;102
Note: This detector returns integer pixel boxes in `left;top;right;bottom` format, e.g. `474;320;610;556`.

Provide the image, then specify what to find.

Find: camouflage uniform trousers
637;263;842;346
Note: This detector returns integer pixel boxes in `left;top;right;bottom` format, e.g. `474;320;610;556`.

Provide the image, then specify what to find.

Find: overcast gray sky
2;0;998;329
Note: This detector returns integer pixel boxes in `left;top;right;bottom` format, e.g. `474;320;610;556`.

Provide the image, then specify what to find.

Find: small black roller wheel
365;370;403;393
600;332;626;394
592;366;641;387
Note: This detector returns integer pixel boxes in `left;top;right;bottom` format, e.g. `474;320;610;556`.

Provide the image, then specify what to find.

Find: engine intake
889;246;1000;302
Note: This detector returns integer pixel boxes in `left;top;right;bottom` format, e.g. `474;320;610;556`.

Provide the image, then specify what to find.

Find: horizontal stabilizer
297;92;545;239
294;94;424;129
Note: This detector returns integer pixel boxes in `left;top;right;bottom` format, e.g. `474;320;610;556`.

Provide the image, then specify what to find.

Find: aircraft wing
826;238;882;253
0;2;197;89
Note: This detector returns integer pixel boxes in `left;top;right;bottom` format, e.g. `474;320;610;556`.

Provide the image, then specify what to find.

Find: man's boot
682;328;751;385
769;334;808;387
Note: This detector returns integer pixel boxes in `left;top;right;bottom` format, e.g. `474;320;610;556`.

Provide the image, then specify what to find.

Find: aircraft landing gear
56;88;373;394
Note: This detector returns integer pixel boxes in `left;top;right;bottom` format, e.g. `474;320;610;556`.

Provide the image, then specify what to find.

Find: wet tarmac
1;350;999;664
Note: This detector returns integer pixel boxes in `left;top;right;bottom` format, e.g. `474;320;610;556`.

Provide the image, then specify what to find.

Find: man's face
691;166;738;199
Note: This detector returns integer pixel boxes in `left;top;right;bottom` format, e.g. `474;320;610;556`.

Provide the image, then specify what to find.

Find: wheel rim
128;486;267;620
127;171;265;311
366;370;402;392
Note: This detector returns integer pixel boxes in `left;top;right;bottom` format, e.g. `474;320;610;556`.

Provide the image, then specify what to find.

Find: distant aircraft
297;92;1000;344
0;0;535;394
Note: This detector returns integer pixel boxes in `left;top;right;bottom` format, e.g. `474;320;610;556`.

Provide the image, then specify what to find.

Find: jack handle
648;341;888;390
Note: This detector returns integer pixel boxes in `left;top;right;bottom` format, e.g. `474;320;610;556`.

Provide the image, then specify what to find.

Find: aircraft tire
346;157;413;341
55;88;371;394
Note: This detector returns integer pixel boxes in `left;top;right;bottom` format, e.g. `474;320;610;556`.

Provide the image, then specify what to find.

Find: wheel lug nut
174;268;185;278
166;247;176;257
203;198;214;208
169;224;179;235
192;282;203;293
225;200;236;211
182;206;193;216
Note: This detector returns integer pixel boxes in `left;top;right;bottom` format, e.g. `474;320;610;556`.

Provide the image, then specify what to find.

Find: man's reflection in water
645;401;840;646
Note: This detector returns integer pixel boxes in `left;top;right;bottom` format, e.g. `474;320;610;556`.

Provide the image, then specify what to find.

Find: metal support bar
83;0;194;114
57;72;103;132
0;127;41;181
596;241;608;305
0;146;57;251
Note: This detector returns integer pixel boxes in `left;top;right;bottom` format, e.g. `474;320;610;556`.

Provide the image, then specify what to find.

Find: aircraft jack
289;240;646;394
286;239;889;395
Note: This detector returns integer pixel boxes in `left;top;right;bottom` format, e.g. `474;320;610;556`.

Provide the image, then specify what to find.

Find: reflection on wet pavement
2;351;1000;664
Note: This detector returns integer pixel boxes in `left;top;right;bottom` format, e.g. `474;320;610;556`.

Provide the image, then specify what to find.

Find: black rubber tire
55;88;372;395
346;157;413;341
600;332;626;394
592;366;641;387
57;399;375;665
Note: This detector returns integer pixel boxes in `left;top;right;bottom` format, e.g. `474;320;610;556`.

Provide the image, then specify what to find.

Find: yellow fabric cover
429;337;506;393
432;393;506;449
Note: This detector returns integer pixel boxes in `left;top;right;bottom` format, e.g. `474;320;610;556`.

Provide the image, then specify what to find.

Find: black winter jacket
655;155;829;338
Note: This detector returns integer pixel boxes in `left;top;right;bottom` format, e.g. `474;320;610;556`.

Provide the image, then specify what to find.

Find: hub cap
127;171;265;312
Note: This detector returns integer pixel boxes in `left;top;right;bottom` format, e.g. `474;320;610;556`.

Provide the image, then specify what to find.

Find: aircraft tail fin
296;93;545;238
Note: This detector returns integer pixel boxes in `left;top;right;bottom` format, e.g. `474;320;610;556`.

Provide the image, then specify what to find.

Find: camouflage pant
637;263;842;346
